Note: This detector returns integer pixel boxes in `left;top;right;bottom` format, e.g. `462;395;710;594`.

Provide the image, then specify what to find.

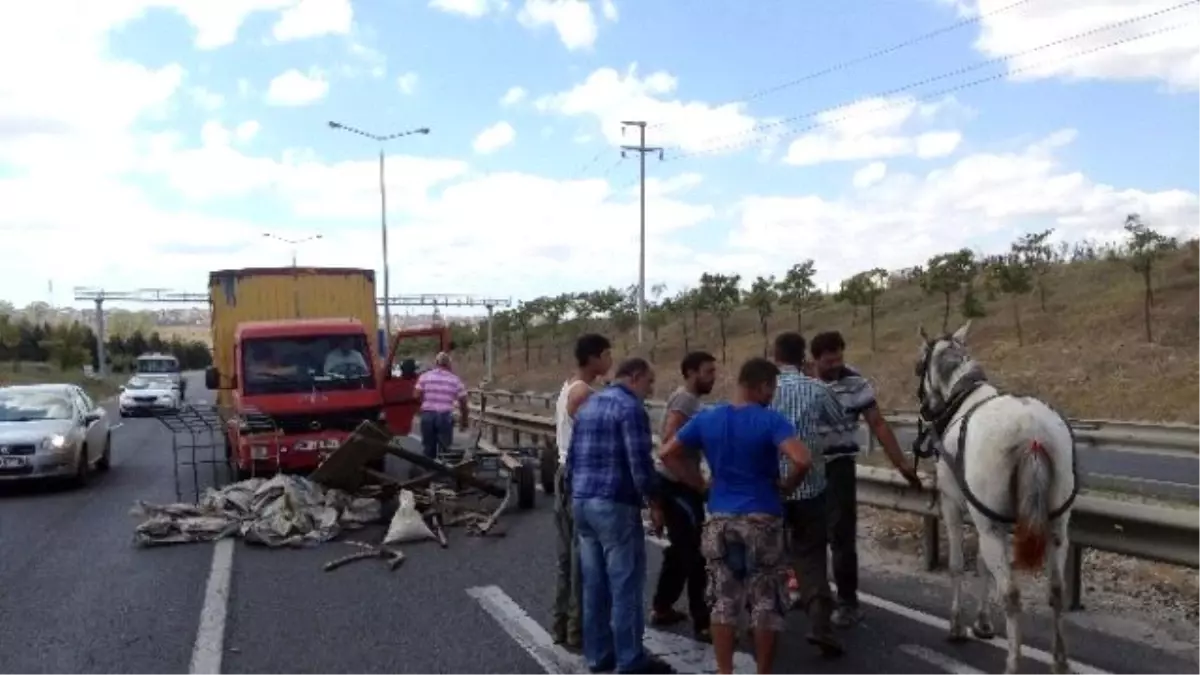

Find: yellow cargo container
208;267;378;408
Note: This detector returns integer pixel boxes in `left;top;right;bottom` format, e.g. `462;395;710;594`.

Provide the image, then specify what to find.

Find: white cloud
946;0;1200;91
189;87;225;111
601;0;618;22
517;0;600;51
783;96;964;166
265;68;330;106
733;130;1198;287
271;0;353;42
852;162;888;189
396;72;420;94
473;121;517;154
500;86;528;106
535;64;769;155
428;0;506;18
235;121;261;143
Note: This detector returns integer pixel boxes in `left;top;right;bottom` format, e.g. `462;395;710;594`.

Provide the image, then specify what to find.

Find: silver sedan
0;384;113;486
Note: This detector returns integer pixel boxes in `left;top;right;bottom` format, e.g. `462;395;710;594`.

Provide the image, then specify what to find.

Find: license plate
0;456;28;469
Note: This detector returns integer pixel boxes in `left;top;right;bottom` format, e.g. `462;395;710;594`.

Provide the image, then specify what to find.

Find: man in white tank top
551;333;613;650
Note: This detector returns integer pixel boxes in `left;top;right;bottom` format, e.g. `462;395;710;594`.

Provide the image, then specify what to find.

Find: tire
540;443;557;496
516;462;537;510
71;446;90;488
96;433;111;472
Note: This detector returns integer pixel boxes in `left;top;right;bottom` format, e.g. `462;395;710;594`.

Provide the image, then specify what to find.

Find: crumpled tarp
131;474;383;548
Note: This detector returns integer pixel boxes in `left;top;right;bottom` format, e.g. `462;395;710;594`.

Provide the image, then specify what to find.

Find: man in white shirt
551;333;613;651
323;338;368;376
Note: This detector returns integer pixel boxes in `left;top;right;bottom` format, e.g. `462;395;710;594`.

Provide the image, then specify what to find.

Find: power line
647;0;1038;131
664;14;1195;161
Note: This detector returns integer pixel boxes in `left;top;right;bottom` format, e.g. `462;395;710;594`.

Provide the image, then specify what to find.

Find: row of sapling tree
0;314;213;373
460;214;1186;367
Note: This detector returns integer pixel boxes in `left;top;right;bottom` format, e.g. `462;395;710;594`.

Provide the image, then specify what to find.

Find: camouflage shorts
700;515;788;632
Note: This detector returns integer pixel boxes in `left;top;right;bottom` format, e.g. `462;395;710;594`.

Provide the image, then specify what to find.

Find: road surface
488;396;1200;503
0;373;1195;673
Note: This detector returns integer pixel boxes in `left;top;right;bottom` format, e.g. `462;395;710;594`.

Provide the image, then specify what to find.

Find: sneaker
806;630;845;658
649;607;687;627
620;656;675;674
831;604;863;629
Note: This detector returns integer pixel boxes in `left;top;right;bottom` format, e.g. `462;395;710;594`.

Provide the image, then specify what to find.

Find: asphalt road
489;397;1200;503
0;373;1195;674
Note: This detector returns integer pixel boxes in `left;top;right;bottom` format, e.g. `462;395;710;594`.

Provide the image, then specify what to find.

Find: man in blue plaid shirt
567;357;673;675
770;332;845;658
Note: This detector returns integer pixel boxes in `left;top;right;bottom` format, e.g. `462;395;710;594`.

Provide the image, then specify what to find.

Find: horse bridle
912;334;988;462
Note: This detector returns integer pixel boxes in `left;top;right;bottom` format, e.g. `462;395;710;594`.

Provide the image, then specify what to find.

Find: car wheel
71;446;90;488
96;433;112;472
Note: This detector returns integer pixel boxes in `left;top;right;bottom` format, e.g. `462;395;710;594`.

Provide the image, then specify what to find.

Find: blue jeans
573;498;648;673
419;411;453;459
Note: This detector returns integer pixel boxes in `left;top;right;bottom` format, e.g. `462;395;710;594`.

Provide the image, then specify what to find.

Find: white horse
914;321;1078;674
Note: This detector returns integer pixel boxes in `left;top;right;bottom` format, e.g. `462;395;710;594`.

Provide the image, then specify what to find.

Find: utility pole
620;120;663;345
327;121;431;340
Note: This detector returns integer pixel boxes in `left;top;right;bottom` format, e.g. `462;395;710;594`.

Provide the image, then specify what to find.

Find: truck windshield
240;334;375;395
137;357;180;374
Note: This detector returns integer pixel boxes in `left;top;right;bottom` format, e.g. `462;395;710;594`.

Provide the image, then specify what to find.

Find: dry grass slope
458;249;1199;423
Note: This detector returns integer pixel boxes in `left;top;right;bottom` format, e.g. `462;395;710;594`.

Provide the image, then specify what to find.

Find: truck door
379;326;452;436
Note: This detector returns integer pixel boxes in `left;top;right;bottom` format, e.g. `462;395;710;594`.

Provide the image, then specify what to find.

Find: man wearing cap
415;351;469;461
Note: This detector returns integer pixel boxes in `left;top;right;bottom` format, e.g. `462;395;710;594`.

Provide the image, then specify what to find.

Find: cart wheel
516;462;537;510
539;443;557;496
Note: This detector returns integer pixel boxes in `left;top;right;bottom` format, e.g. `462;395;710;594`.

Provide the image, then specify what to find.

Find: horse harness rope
912;335;1080;525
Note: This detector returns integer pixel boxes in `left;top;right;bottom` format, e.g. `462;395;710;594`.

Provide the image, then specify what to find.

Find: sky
0;0;1197;315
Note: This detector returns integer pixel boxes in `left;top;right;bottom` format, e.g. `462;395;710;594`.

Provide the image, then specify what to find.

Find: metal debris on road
323;540;406;572
131;474;384;548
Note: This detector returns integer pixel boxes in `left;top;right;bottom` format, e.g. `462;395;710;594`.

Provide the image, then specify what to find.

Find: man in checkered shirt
769;332;845;658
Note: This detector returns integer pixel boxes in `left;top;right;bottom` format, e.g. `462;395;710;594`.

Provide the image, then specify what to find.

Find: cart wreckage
132;419;539;570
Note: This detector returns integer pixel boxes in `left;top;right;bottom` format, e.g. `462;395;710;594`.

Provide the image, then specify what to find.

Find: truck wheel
539;443;557;496
516;462;536;510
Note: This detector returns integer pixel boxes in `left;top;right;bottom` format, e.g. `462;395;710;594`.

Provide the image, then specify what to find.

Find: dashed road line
190;538;235;675
900;643;985;674
466;585;582;674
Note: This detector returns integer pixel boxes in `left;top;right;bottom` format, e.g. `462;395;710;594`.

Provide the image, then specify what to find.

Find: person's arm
770;413;812;495
864;404;921;487
621;403;659;505
661;414;707;495
565;381;593;419
455;377;469;430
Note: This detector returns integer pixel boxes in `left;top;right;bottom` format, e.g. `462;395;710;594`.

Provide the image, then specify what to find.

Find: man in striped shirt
810;331;919;628
414;352;468;460
770;332;846;657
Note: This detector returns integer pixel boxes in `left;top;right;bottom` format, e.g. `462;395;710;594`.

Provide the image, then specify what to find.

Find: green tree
39;323;88;371
698;272;741;364
986;253;1033;345
663;290;692;353
1014;228;1055;311
1124;213;1177;342
493;309;514;362
0;315;20;370
588;287;624;333
920;249;977;331
571;292;597;333
611;288;639;352
775;260;820;334
514;301;537;367
746;275;777;357
643;301;668;363
838;269;887;352
542;294;572;362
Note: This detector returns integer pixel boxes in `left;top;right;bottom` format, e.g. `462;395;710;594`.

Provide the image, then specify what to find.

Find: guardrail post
922;516;940;570
1065;543;1084;611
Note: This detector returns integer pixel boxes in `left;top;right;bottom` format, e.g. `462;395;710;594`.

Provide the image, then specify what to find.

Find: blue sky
0;0;1196;314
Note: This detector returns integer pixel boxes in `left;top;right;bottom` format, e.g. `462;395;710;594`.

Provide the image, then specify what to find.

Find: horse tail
1012;438;1053;570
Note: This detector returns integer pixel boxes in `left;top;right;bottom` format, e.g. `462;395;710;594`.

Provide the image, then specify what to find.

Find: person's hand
900;467;922;490
648;503;665;536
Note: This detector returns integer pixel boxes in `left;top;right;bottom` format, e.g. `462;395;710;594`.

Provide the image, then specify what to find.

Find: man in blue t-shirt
659;357;815;675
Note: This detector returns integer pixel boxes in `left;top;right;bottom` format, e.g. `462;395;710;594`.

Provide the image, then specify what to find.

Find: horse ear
918;324;930;343
951;320;972;343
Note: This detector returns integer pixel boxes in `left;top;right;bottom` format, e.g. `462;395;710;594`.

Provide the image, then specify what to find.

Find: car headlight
41;434;67;451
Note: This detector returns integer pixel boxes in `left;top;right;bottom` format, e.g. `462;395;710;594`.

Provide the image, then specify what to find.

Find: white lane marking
109;423;124;431
644;535;1110;675
644;627;755;674
466;585;582;674
190;538;235;675
900;644;985;674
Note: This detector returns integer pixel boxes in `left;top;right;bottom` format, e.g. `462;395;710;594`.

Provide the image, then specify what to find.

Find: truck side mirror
205;367;220;390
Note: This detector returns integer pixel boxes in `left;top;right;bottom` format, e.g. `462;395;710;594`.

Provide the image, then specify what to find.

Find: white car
118;376;182;417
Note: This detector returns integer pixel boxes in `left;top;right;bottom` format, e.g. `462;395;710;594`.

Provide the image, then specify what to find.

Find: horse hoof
971;623;995;640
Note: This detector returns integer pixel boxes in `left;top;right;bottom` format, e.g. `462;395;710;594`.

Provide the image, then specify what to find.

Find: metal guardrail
469;388;1199;455
466;400;1199;612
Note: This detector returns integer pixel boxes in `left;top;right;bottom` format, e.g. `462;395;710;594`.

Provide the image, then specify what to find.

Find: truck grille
242;407;382;435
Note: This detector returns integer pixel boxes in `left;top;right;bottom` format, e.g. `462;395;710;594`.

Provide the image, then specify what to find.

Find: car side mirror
84;409;103;424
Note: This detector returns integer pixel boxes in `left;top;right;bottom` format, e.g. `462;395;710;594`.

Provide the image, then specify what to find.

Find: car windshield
241;333;375;396
137;357;179;374
0;390;74;422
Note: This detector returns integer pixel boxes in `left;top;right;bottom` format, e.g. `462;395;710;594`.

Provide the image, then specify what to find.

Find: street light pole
327;121;430;338
263;232;322;267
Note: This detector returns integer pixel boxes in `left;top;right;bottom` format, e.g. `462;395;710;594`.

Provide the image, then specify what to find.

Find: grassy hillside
456;245;1199;423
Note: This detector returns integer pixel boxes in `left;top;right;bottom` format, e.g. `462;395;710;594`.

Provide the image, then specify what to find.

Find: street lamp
263;232;322;267
326;120;431;336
